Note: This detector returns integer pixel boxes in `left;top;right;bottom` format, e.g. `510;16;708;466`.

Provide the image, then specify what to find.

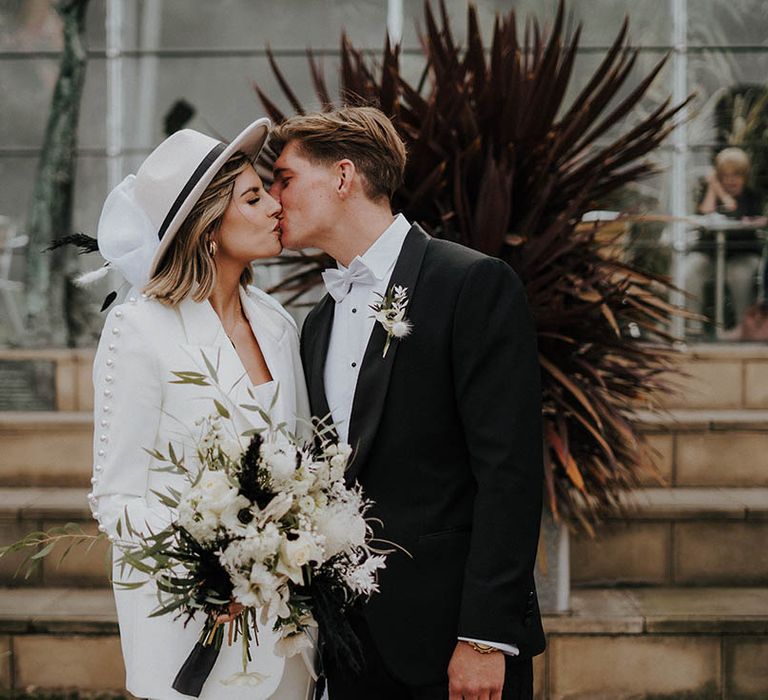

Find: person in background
684;147;767;334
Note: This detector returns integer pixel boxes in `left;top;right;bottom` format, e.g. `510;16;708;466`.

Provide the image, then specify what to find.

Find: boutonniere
369;285;413;358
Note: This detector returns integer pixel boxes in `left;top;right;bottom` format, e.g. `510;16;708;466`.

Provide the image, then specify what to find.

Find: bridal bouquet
116;389;386;694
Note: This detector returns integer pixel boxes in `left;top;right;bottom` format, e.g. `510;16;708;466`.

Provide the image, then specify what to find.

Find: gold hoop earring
208;239;218;257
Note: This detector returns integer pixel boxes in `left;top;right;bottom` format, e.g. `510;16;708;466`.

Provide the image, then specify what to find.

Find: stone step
638;408;768;487
3;487;767;591
572;487;768;588
0;349;94;413
0;488;108;587
0;586;765;697
0;412;92;487
659;342;768;411
2;342;767;416
1;405;766;490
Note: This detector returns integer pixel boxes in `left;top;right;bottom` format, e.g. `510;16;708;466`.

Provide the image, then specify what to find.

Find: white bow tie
322;257;376;302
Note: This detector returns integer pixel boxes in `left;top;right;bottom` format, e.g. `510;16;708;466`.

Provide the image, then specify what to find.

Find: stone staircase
0;345;767;698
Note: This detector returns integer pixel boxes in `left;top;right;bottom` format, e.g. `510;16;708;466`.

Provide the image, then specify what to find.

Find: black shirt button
351;362;357;368
352;308;357;313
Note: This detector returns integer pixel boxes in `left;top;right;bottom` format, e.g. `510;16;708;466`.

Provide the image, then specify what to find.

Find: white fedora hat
96;118;270;289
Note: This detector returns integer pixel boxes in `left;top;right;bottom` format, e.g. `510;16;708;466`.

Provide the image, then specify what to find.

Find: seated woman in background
684;147;767;334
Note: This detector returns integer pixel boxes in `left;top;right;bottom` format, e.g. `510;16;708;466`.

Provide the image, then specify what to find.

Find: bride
87;118;314;699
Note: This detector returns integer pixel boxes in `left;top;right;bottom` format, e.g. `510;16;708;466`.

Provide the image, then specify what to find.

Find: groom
270;107;545;699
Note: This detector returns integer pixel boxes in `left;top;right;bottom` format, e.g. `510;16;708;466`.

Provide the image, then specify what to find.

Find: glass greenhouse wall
1;0;767;342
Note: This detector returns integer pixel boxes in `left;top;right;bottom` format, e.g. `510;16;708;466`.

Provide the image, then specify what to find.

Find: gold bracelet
466;641;497;654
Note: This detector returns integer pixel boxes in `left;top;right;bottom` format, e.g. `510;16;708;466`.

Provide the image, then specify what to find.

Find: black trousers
324;618;533;700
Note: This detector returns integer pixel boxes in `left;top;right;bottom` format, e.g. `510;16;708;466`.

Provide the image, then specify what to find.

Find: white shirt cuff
458;637;520;656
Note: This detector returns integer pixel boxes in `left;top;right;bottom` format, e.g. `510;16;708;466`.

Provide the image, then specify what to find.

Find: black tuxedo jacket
301;224;546;685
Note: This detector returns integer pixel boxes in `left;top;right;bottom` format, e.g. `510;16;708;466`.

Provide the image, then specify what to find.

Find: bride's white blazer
89;285;311;700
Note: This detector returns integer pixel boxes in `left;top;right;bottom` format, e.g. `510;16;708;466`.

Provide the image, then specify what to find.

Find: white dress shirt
322;213;519;657
324;213;411;442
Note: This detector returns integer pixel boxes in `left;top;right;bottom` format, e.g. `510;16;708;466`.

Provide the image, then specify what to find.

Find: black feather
45;232;99;255
301;565;364;673
238;434;273;508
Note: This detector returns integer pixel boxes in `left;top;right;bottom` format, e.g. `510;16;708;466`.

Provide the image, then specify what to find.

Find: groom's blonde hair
270;106;406;202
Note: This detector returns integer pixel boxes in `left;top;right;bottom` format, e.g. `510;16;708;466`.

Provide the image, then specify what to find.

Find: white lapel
240;287;298;433
177;295;245;388
174;289;297;435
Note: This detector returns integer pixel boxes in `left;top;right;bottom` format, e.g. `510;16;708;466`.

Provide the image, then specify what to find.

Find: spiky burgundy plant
254;0;691;532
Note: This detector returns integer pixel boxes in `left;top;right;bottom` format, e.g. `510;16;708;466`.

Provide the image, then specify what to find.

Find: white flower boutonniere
370;285;413;358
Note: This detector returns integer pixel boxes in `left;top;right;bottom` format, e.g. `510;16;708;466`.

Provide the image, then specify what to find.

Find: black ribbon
172;642;221;697
158;142;227;241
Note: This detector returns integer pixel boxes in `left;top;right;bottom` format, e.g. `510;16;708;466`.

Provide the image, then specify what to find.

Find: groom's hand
448;641;505;700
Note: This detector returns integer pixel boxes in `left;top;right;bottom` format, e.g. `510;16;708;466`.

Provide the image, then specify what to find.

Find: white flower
196;469;239;515
258;492;293;526
249;561;282;602
330;454;347;470
219;494;252;535
177;494;220;545
314;503;367;558
261;440;297;482
343;554;387;595
289;475;311;497
219;437;245;462
262;584;291;621
369;286;412;357
231;573;260;607
391;319;413;338
374;309;389;324
274;631;313;658
276;532;324;584
298;495;316;514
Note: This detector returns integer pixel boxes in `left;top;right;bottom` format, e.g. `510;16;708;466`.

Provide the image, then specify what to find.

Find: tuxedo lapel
346;225;430;482
306;294;335;424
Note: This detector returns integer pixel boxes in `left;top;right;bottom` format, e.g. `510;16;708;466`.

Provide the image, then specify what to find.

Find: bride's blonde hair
143;151;253;306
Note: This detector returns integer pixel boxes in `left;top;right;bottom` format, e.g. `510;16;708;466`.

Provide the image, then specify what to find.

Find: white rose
178;490;220;544
197;470;238;514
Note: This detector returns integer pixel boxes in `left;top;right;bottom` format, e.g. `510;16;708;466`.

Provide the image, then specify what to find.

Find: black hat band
157;142;227;241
